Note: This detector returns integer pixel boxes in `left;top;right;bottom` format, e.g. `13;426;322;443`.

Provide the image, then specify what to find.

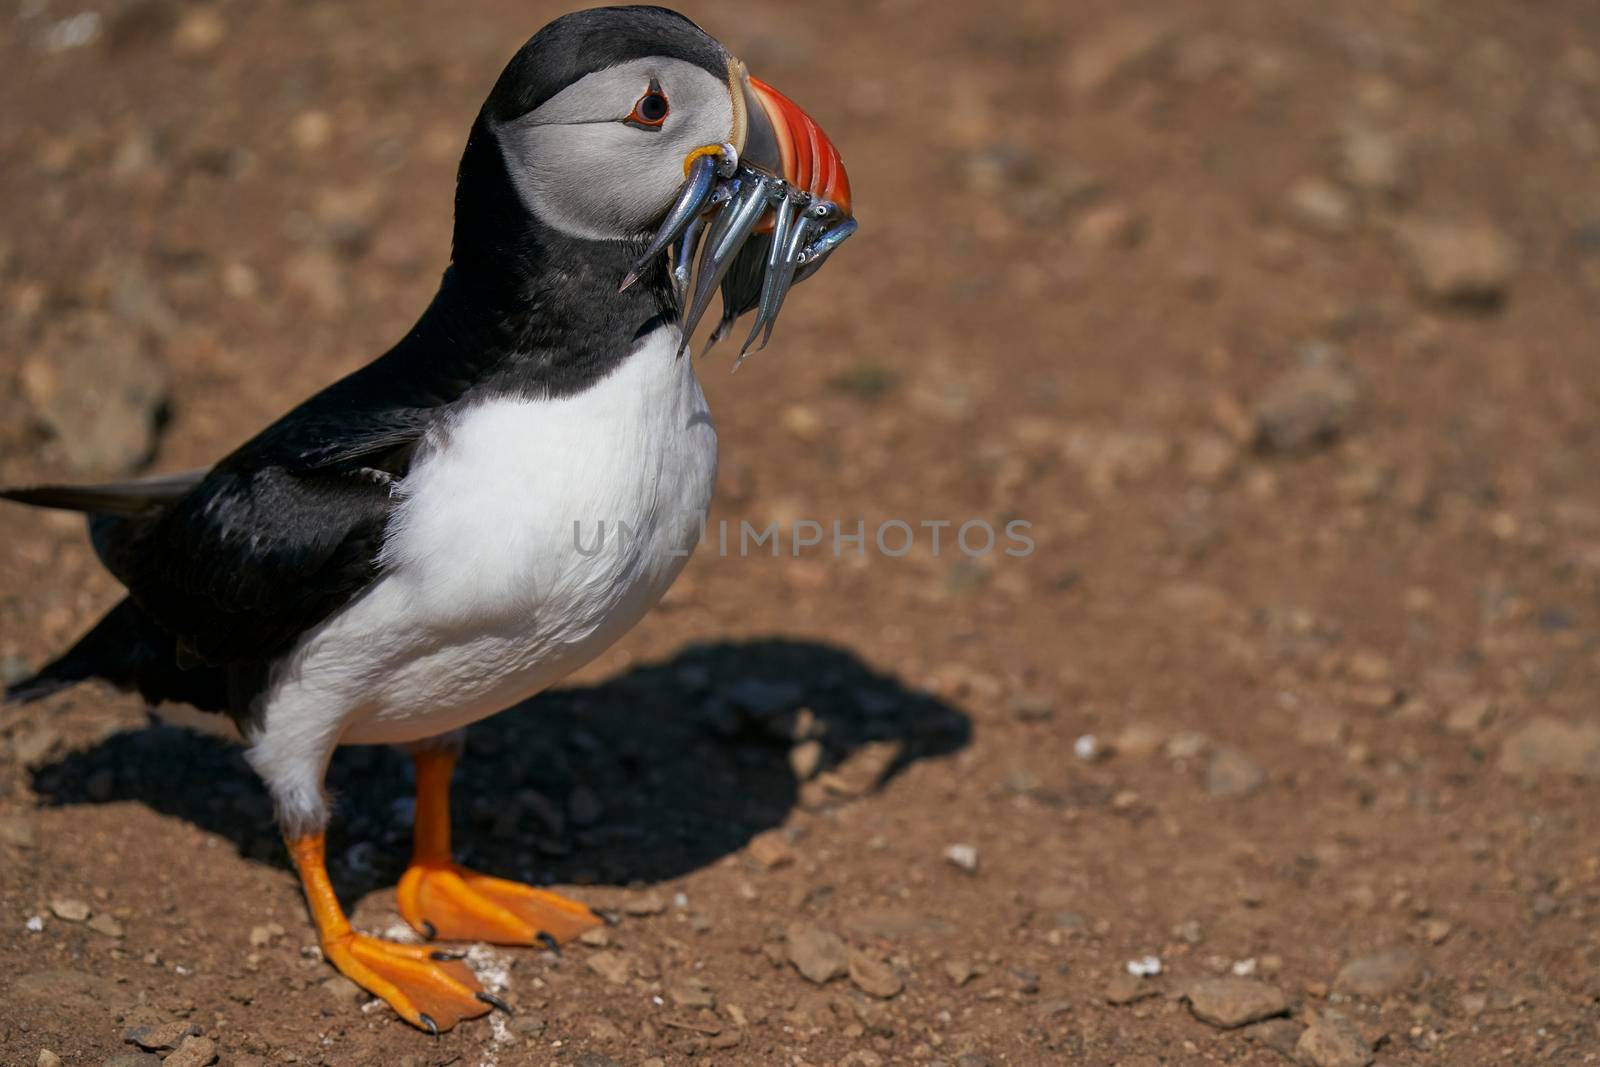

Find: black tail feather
0;470;203;518
4;671;76;705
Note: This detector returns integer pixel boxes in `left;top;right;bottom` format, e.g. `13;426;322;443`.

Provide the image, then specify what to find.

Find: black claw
476;990;512;1014
420;920;438;940
418;1012;439;1036
430;948;467;961
535;931;561;955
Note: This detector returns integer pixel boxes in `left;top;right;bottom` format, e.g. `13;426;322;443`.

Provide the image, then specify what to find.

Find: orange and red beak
737;67;852;217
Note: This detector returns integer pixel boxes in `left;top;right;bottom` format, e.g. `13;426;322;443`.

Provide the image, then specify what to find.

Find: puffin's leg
249;725;492;1032
396;733;603;946
286;833;494;1033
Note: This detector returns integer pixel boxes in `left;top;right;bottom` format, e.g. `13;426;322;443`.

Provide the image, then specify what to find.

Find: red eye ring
626;88;670;129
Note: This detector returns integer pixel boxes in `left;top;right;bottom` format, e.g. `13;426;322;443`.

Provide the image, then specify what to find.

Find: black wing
96;458;404;667
3;406;428;707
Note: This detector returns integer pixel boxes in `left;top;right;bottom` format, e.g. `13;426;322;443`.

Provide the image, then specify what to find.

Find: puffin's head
475;5;856;360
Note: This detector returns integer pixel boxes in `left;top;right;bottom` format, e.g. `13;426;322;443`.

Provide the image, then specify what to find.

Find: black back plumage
3;6;708;723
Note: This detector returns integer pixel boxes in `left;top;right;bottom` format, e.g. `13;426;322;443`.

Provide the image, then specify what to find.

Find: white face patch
494;57;735;241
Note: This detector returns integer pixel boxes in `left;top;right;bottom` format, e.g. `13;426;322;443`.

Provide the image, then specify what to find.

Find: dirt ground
3;0;1600;1064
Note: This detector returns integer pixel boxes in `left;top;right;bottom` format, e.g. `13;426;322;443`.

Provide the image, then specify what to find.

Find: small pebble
1105;972;1156;1005
162;1035;218;1067
788;739;823;780
123;1020;199;1052
943;844;979;872
1165;732;1209;760
50;898;91;923
584;949;633;984
1296;1008;1374;1067
747;829;796;870
1185;977;1290;1028
1336;947;1422;997
944;958;979;986
248;922;285;947
1287;177;1355;235
623;892;668;916
848;950;904;998
88;912;125;938
1206;746;1266;798
320;975;365;1006
669;976;716;1009
785;922;847;984
0;814;36;849
1253;350;1360;453
1397;217;1517;306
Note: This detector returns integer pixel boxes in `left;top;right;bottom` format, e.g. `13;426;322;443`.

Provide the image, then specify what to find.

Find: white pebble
1073;734;1101;760
1231;957;1258;976
1126;955;1163;977
42;11;102;53
943;843;979;872
25;915;44;933
379;922;424;944
673;892;689;909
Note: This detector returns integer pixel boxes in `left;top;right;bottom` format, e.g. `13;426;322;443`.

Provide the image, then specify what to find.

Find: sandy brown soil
3;1;1600;1065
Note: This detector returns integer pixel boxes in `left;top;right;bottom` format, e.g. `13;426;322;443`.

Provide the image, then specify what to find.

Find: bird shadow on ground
30;638;971;904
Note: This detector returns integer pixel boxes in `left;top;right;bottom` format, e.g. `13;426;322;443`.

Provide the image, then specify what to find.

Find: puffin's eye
626;87;670;129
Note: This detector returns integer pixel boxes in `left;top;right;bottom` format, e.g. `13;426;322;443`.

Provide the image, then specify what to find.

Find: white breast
260;326;717;747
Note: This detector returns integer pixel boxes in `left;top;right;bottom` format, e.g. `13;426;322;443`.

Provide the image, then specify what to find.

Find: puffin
2;5;852;1034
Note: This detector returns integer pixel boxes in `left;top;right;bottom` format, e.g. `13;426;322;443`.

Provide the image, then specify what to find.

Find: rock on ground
1253;348;1360;452
1396;217;1517;306
1206;746;1266;798
123;1019;198;1052
1336;947;1423;998
1183;977;1290;1028
1105;972;1158;1005
1340;122;1408;198
584;949;633;984
161;1035;218;1067
746;829;796;869
1243;1017;1303;1059
1498;717;1600;779
49;898;90;922
786;923;848;984
848;950;904;998
1296;1008;1374;1067
1287;177;1356;236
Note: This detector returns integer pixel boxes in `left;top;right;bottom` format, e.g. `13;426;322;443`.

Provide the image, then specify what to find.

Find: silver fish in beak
622;60;856;367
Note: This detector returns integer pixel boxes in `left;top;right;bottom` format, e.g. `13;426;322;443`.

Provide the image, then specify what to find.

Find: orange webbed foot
397;863;604;946
321;930;500;1033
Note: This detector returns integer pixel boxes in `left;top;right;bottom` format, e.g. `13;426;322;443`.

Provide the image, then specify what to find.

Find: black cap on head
482;6;729;124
